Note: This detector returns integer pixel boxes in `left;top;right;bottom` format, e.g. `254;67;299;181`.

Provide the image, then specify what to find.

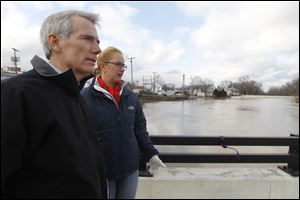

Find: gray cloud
165;70;181;75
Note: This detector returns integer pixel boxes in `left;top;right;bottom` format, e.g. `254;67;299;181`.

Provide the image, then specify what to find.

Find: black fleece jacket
1;55;106;199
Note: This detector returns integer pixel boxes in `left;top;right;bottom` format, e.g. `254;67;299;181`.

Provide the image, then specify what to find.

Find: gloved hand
149;155;166;171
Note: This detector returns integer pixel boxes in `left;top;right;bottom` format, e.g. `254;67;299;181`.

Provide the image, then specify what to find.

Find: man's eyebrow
81;34;100;44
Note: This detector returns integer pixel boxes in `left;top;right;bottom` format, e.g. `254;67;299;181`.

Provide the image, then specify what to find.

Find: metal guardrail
139;134;299;177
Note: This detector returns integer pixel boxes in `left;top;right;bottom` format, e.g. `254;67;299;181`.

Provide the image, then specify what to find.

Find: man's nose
94;45;101;54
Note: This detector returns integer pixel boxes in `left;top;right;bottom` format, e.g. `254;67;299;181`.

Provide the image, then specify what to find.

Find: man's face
60;16;101;79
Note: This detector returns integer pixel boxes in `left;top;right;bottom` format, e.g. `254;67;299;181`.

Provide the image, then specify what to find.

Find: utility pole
152;72;156;93
128;57;136;88
11;48;20;74
183;74;185;91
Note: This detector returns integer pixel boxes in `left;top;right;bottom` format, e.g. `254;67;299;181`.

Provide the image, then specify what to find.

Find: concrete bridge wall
136;167;299;199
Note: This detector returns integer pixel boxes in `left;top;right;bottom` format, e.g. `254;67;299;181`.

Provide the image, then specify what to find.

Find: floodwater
142;96;299;160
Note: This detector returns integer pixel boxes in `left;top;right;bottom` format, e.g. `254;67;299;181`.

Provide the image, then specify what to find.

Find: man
1;10;106;198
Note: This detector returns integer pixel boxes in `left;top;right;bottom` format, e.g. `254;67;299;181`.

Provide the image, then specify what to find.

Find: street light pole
128;57;136;88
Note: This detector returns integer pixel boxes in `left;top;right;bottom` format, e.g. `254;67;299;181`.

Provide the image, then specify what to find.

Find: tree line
129;73;299;97
189;75;299;96
267;77;299;96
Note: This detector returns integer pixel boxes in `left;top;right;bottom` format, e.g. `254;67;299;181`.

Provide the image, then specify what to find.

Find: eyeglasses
105;62;127;70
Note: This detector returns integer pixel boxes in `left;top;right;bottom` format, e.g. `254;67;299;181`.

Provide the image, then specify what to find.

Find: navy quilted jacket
81;78;158;180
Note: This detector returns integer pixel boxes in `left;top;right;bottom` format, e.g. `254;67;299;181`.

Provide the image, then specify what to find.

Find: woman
81;47;166;199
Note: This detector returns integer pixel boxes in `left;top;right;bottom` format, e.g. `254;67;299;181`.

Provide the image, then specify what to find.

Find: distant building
165;90;175;96
225;87;240;96
154;84;163;94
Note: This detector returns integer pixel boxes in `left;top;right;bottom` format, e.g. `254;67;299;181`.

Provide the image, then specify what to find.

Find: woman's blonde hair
95;46;123;75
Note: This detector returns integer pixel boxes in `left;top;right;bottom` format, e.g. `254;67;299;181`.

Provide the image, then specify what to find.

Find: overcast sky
1;1;299;91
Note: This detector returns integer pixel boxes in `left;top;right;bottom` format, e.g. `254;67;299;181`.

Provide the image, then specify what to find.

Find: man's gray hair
40;10;100;59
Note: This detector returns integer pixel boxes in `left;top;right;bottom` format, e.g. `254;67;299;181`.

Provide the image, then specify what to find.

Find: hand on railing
149;155;166;173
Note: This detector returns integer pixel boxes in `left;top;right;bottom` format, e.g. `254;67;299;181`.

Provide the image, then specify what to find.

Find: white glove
149;155;166;171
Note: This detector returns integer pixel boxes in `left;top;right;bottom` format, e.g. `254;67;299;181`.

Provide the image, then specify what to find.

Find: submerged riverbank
138;94;189;102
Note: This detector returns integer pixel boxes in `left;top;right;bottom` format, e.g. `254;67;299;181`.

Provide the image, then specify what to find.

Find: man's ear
48;34;61;52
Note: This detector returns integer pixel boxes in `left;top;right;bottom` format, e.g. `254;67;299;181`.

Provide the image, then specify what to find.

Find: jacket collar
90;77;129;97
31;55;93;96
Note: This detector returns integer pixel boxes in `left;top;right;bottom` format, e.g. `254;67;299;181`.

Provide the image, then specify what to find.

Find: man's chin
73;67;94;77
83;65;95;74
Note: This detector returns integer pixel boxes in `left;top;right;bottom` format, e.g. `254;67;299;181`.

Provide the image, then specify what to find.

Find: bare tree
218;80;233;90
190;76;202;94
280;77;299;96
267;86;281;95
233;75;263;95
200;78;214;97
154;74;165;87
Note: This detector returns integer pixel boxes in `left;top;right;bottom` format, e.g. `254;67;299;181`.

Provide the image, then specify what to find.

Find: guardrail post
278;134;299;177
